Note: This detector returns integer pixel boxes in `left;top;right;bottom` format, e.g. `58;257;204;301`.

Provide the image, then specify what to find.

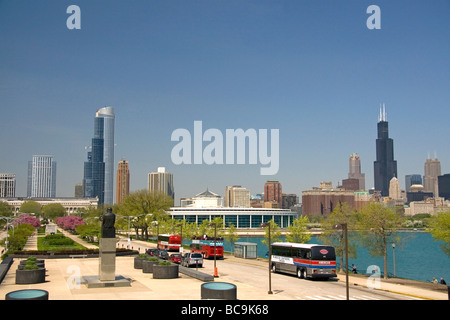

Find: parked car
169;253;182;264
146;248;160;257
182;253;203;268
158;250;169;260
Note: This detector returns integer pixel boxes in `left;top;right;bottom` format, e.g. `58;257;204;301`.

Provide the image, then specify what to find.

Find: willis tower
374;104;397;196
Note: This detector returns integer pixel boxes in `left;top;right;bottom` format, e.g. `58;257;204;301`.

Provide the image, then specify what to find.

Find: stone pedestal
99;238;116;281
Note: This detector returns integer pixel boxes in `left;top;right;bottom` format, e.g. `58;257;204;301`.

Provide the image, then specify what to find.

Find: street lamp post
334;223;349;300
209;223;219;277
260;222;273;294
392;242;396;278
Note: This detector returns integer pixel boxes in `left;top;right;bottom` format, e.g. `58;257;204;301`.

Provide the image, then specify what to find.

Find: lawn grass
37;234;87;251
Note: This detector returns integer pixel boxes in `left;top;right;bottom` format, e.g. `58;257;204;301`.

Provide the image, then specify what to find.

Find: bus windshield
310;246;336;260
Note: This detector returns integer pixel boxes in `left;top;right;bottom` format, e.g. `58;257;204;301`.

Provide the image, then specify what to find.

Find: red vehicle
169;253;182;264
190;237;224;259
157;234;181;252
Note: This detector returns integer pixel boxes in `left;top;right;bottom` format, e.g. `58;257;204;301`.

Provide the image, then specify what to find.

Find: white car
182;253;203;268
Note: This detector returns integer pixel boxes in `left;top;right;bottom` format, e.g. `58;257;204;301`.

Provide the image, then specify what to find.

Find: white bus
271;242;337;279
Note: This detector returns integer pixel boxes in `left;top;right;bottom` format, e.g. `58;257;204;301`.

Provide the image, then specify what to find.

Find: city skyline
1;1;449;203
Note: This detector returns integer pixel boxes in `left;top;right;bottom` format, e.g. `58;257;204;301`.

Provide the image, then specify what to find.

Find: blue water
217;232;449;283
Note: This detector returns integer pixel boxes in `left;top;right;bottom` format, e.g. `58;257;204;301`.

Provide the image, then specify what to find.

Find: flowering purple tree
56;215;85;231
13;214;41;228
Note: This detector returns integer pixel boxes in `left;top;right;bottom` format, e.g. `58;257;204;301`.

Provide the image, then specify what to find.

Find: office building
405;174;422;192
0;174;16;198
302;182;355;216
27;155;56;198
424;157;441;197
438;174;450;200
148;167;174;199
374;104;397;196
282;194;298;210
116;159;130;204
348;153;365;190
264;181;282;208
389;177;402;201
74;183;83;198
225;186;250;208
83;106;115;205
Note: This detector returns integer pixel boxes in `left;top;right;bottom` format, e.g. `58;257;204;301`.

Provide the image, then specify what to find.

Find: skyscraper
116;159;130;204
348;153;365;190
0;173;16;198
148;167;174;199
264;181;282;208
405;174;422;192
27;155;56;198
83;106;115;205
96;107;115;205
424;157;441;197
225;186;250;208
374;104;397;197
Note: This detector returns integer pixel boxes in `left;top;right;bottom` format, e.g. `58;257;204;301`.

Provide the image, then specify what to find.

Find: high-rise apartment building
424;157;441;197
0;173;16;198
374;105;397;197
83;106;115;205
264;181;282;208
348;153;365;190
148;167;174;199
27;155;57;198
225;186;250;208
116;159;130;204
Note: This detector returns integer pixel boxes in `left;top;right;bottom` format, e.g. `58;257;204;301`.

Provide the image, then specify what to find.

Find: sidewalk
2;232;447;300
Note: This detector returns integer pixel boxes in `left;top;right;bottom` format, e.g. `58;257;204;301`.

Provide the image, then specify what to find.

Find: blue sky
1;0;449;203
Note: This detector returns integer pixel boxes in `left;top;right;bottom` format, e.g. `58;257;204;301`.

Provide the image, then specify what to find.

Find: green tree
115;190;173;240
42;203;66;220
19;201;42;217
224;223;239;253
320;202;358;273
262;220;282;247
286;215;311;244
0;201;14;218
427;210;450;257
357;202;402;279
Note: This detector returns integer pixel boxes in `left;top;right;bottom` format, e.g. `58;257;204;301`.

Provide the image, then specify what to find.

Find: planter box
15;268;46;284
18;260;45;270
153;264;179;279
134;256;147;269
142;260;159;273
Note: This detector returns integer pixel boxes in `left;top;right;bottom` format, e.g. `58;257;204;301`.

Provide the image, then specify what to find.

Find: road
117;236;420;300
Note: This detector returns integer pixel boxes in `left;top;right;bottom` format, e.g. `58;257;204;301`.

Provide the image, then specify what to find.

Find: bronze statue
101;207;116;238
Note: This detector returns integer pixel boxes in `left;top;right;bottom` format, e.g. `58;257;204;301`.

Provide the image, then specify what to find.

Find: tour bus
271;242;337;279
157;234;181;252
190;236;224;259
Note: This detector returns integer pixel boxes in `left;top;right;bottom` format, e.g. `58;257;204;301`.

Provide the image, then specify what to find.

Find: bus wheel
297;268;305;279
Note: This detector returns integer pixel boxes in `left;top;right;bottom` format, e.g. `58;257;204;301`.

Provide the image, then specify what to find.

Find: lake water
220;232;449;283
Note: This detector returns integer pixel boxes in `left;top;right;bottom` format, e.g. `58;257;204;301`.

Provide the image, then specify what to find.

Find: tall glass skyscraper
27;155;57;198
374;105;397;197
83;106;115;205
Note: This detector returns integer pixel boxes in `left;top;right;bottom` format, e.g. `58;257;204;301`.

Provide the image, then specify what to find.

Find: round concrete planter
153;264;179;279
15;268;46;284
201;282;237;300
134;256;147;269
6;289;49;300
142;260;159;273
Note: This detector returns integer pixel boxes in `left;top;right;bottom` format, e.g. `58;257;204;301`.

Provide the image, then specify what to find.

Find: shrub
158;261;171;266
148;257;159;261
